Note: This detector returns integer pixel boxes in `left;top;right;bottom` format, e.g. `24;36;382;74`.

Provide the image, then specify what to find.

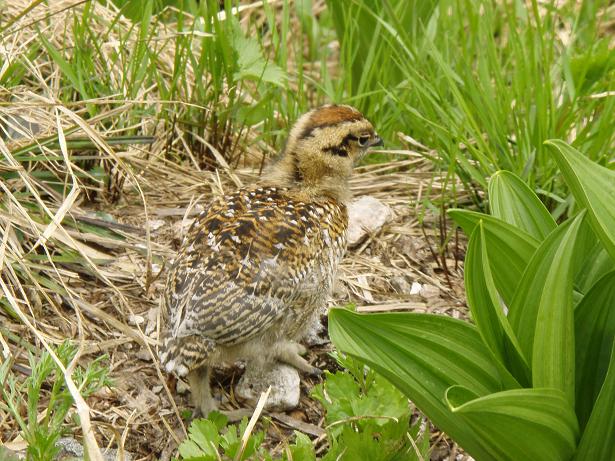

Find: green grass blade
38;32;90;100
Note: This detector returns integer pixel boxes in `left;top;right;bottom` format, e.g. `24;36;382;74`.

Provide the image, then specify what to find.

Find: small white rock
55;437;133;461
235;363;300;412
419;284;440;300
146;219;166;232
390;276;412;294
136;348;154;362
347;196;393;247
410;282;422;295
128;314;145;326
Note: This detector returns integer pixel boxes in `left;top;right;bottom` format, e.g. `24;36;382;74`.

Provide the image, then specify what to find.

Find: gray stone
347;196;393;247
390;276;412;294
0;446;23;460
55;437;133;461
146;219;165;232
235;363;300;412
410;282;422;295
56;437;84;458
419;284;441;300
1;114;41;141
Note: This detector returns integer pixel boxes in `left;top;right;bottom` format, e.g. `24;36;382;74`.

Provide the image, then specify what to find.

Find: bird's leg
188;366;217;417
274;341;321;376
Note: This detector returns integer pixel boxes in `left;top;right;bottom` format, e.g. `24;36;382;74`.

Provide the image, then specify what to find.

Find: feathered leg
188;366;217;417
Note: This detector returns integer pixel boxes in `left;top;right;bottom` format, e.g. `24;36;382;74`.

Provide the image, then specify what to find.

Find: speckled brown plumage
159;105;381;415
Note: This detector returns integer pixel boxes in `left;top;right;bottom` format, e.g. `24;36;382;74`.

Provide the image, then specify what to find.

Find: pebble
1;437;134;461
146;219;165;232
390;276;413;294
55;437;133;461
235;363;300;412
347;196;393;247
128;314;145;326
419;284;441;300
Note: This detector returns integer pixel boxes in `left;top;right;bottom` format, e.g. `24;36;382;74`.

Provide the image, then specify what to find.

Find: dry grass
1;129;471;458
0;1;474;459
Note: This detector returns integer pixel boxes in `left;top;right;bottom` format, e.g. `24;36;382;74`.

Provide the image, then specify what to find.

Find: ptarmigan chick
160;105;382;416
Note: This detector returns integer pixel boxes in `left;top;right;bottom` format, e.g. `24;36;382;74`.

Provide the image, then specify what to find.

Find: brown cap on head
298;105;365;140
268;104;381;202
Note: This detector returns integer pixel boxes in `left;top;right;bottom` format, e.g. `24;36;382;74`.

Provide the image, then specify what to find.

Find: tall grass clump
327;0;615;209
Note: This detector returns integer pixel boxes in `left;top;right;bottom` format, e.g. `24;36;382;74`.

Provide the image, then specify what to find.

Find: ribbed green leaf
572;218;615;296
488;170;556;241
328;309;502;460
546;139;615;260
509;213;584;404
447;387;579;461
574;342;615;460
575;243;615;295
448;209;539;306
465;223;528;387
574;271;615;430
532;214;584;405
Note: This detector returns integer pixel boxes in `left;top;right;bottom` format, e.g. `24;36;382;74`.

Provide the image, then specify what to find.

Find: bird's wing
162;188;347;347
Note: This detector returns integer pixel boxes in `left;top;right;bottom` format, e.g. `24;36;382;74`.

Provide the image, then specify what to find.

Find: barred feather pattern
159;187;348;376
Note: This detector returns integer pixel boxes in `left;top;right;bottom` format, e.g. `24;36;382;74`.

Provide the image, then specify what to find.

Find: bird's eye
357;135;370;147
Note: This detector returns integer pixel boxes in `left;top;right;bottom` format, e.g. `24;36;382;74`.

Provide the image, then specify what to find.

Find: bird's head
269;105;382;202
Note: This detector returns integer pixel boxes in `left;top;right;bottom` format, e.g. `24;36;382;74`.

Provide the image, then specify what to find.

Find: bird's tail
159;333;215;377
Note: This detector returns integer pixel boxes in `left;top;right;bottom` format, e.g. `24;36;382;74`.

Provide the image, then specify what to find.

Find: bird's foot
308;366;323;378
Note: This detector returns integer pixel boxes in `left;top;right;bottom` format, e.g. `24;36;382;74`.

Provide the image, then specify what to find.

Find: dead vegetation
1;1;474;459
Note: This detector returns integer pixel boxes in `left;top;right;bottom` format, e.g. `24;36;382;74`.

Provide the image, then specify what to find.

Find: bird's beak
369;135;384;148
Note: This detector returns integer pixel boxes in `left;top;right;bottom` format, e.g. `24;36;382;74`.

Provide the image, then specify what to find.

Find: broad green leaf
447;387;579;461
573;221;615;295
448;209;539;305
546;139;615;260
509;213;584;404
329;309;502;461
532;214;584;405
574;271;615;430
466;223;528;387
488;170;556;241
574;341;615;460
576;245;615;295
